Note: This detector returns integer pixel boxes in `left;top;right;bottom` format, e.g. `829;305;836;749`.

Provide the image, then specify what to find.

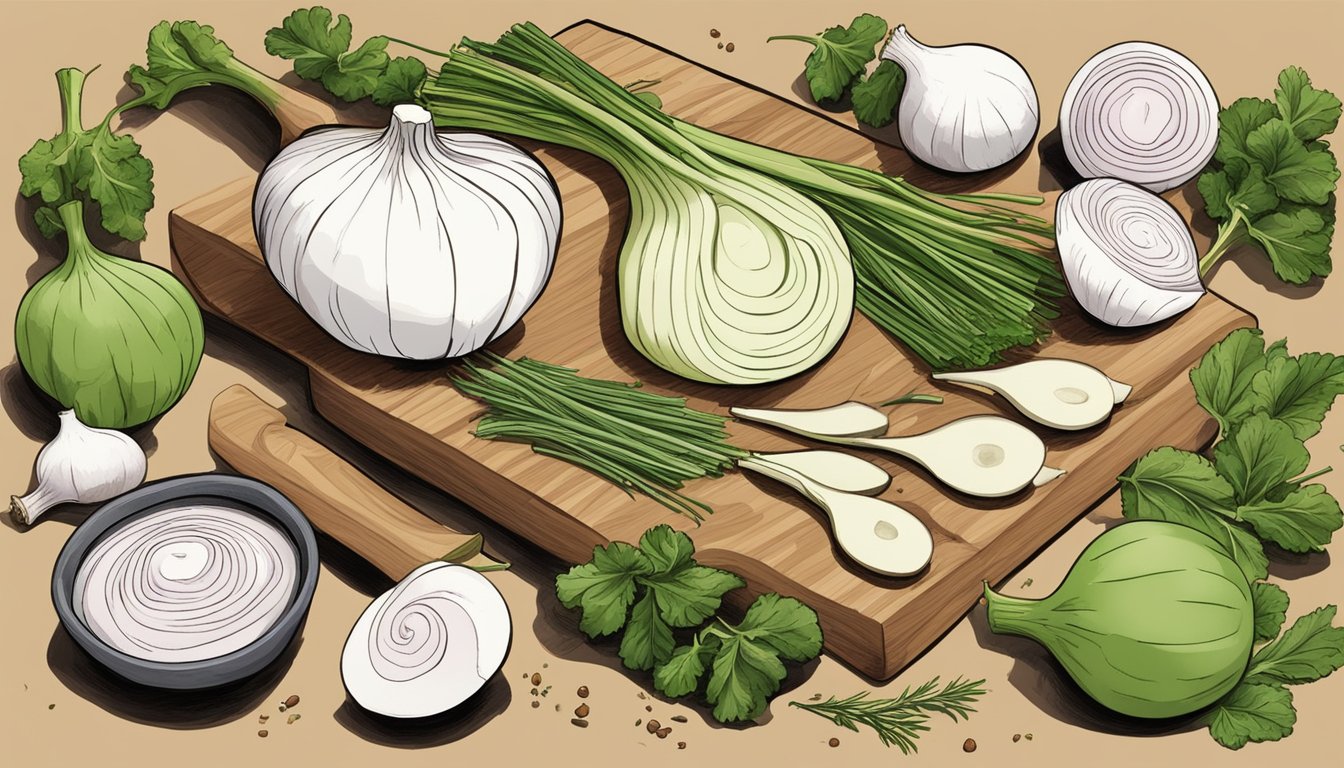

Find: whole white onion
71;505;300;662
254;104;562;360
341;562;511;718
1056;178;1204;327
1060;42;1219;193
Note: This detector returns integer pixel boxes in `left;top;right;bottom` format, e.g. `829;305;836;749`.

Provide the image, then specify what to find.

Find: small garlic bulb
880;25;1040;173
10;410;147;525
255;104;562;360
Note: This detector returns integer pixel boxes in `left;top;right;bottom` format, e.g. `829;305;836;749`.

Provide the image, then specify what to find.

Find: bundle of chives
452;353;749;522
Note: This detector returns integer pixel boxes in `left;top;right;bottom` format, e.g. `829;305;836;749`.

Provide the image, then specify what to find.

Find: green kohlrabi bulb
16;200;204;429
984;520;1254;719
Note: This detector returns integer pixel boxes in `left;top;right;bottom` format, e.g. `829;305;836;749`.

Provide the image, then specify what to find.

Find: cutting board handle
207;384;505;579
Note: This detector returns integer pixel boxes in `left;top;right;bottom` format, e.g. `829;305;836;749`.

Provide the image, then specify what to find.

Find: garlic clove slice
730;402;889;439
750;450;891;496
933;359;1133;430
850;415;1051;497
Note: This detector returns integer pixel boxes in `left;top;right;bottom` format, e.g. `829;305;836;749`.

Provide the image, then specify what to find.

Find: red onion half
1060;42;1219;193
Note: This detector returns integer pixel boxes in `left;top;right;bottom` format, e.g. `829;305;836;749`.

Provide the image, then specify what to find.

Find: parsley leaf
1245;605;1344;686
653;635;716;698
1212;413;1309;506
768;14;888;102
637;525;744;627
1118;447;1267;582
1244;119;1340;205
1249;351;1344;440
852;59;904;128
555;541;650;637
266;6;390;102
371;56;427;106
1252;582;1290;643
1213;98;1278;165
736;592;824;661
17;67;155;242
1205;682;1296;749
1236;485;1342;554
620;590;675;671
1189;328;1277;436
1275;65;1342;141
1245;206;1333;283
706;631;789;722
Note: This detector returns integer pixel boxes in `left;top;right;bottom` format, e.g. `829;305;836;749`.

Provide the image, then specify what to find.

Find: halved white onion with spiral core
1056;178;1204;327
1060;42;1219;193
341;562;511;718
71;505;299;662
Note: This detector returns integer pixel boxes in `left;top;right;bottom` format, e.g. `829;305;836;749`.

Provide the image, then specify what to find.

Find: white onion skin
1060;42;1219;193
1056;178;1204;327
341;562;511;718
71;505;300;662
254;104;561;360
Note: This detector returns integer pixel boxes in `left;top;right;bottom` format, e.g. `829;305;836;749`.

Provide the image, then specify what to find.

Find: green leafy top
768;14;888;102
265;7;427;105
851;59;904;128
1197;66;1340;283
18;67;154;241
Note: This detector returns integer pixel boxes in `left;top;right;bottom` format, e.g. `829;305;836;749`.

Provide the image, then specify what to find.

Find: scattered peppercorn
717;42;724;50
647;719;661;734
577;685;589;698
809;693;822;701
636;718;642;727
1013;733;1021;742
259;715;269;724
571;718;589;728
1025;733;1034;741
287;714;301;725
258;729;269;738
278;704;286;713
637;692;647;700
554;704;561;712
725;42;736;53
645;704;653;712
677;742;687;750
963;738;977;753
283;695;300;708
48;704;55;710
829;737;840;747
575;703;590;718
657;727;672;739
531;672;542;686
531;701;540;709
671;715;688;723
542;663;549;668
709;29;720;38
530;687;539;696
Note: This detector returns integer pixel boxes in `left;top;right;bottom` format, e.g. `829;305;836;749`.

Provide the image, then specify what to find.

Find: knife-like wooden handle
207;384;505;580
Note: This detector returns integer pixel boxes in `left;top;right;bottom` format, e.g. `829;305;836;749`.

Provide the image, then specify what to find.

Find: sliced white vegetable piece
933;359;1132;430
734;404;1061;497
751;449;890;496
1056;178;1204;327
732;402;887;439
1059;41;1219;193
739;454;932;577
341;562;511;718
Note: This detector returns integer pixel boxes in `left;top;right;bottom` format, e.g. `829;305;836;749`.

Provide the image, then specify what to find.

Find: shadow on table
46;623;298;729
333;674;511;748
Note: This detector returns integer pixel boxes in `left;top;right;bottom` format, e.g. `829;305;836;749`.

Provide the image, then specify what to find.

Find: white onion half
1060;42;1219;193
71;505;299;662
1056;178;1204;327
341;562;511;718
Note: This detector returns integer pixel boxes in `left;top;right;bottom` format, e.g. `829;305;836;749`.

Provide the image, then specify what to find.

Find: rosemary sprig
451;352;749;523
882;391;945;406
790;676;987;753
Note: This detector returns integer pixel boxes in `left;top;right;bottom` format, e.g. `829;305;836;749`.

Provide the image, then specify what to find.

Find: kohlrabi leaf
1275;65;1342;142
1190;328;1277;435
768;13;888;102
1248;351;1344;439
1235;484;1343;554
1251;582;1290;643
266;6;389;101
1205;682;1296;749
1245;605;1344;686
1211;412;1310;506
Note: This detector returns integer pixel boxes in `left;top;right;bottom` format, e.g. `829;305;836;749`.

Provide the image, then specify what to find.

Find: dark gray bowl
51;474;320;690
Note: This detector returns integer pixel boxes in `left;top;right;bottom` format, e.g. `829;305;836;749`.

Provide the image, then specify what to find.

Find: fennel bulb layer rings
254;104;561;360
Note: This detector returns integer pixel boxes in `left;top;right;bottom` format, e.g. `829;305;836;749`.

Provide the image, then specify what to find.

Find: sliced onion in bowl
1056;178;1204;327
1060;41;1219;193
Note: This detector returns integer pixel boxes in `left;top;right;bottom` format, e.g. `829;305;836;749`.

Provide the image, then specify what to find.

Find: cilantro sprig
1197;67;1340;283
18;67;154;241
769;15;906;129
1117;327;1344;749
556;525;823;723
265;7;428;106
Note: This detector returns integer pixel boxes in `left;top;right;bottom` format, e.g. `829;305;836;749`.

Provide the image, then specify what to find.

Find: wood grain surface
169;21;1255;679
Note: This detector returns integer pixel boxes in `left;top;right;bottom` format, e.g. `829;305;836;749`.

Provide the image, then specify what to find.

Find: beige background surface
1;1;1341;766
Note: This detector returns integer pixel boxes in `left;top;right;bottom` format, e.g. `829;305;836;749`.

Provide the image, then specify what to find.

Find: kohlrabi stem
982;583;1042;638
1199;210;1248;276
57;200;93;256
1287;466;1334;485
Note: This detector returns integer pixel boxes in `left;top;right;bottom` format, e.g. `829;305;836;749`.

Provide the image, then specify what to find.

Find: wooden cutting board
169;21;1254;679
